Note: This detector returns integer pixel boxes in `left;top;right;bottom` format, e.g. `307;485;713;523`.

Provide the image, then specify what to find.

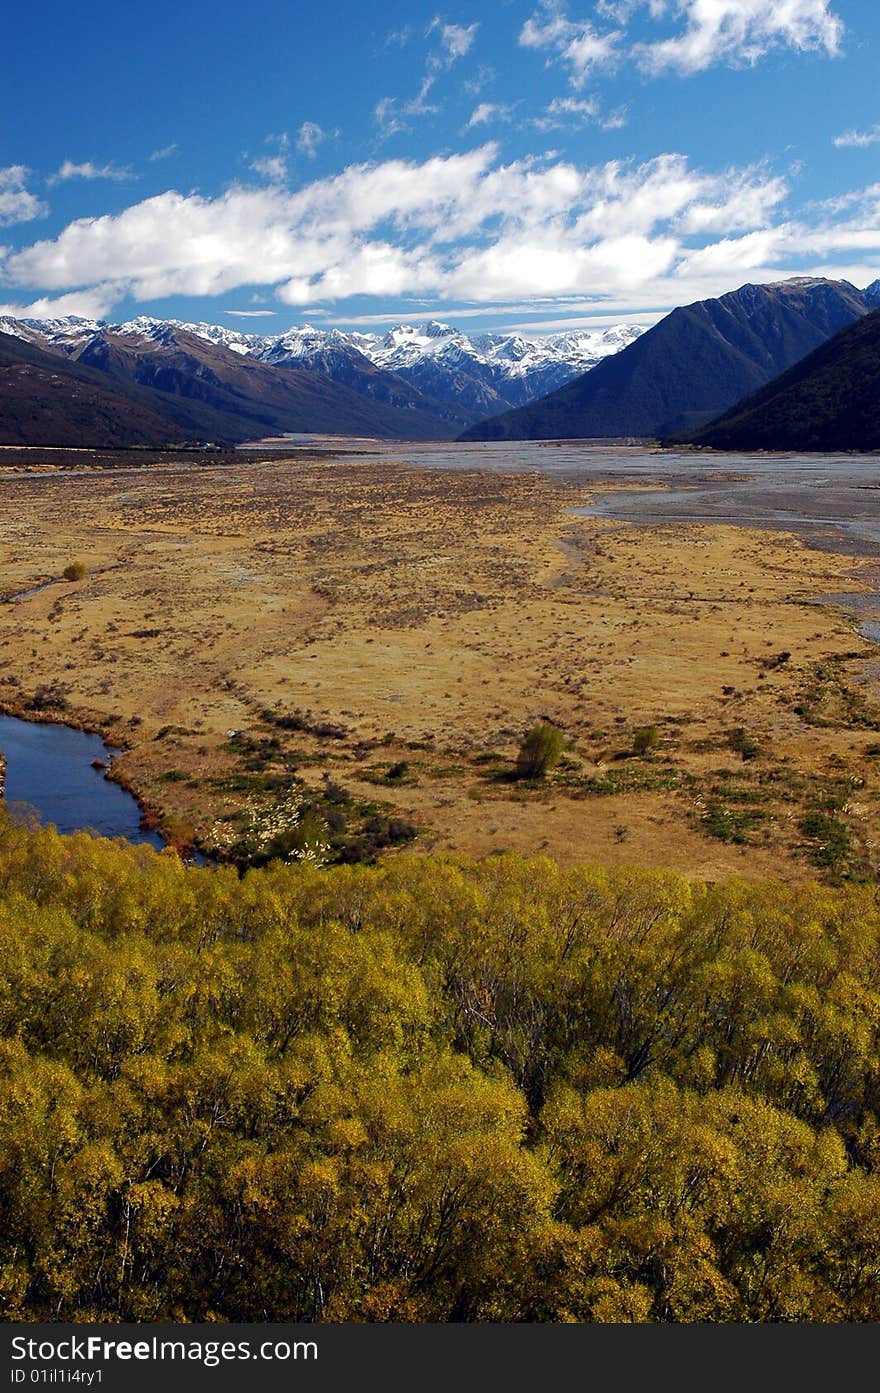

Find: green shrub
729;727;761;761
633;725;660;756
799;812;853;869
62;561;88;582
516;723;564;779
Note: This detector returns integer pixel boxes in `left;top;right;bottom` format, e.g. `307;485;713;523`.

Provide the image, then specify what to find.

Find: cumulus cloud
0;166;48;227
834;126;880;149
49;160;133;185
519;0;843;85
5;145;879;321
639;0;844;74
0;283;121;321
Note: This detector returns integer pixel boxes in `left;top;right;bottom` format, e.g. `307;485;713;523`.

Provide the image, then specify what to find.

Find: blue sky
2;0;879;335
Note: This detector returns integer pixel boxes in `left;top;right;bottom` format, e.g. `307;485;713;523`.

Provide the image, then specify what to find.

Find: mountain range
681;304;880;453
0;314;643;448
3;276;878;452
459;278;875;443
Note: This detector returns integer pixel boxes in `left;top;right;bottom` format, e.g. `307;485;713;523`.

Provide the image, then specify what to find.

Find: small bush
62;561;88;582
633;725;660;756
729;727;761;761
799;812;852;869
516;723;564;779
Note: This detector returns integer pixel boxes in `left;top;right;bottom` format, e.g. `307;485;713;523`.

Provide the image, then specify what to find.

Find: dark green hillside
460;278;869;442
683;307;880;451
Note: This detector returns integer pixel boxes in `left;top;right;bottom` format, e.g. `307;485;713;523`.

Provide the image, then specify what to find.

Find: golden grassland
1;449;879;879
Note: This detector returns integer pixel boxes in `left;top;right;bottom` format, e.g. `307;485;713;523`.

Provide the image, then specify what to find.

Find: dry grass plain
2;446;880;880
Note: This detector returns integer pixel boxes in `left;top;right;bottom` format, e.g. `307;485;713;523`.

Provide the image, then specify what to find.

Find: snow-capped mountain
0;313;646;421
353;320;646;413
150;314;647;413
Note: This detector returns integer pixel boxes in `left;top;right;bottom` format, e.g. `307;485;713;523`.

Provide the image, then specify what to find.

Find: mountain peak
461;275;871;442
864;279;880;308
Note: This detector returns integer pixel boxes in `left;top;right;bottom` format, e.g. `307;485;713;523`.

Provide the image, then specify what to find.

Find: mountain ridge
0;330;187;448
458;277;874;443
0;312;645;437
679;306;880;452
0;319;478;443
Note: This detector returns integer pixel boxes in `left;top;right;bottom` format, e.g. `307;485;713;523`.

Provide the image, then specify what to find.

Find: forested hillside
1;819;879;1322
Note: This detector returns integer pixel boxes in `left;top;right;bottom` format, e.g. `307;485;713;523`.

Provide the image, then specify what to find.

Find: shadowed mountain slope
0;331;185;447
459;278;871;442
63;323;474;442
680;307;880;452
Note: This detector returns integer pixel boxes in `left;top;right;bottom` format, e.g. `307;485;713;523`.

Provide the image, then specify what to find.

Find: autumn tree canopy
0;813;878;1322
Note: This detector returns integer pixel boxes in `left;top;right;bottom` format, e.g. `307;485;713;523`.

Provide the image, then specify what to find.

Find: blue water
0;714;166;848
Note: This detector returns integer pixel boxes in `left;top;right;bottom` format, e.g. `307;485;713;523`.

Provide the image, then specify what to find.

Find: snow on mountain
142;317;648;415
0;316;47;346
363;320;643;377
164;321;263;355
349;320;647;412
1;312;646;419
0;314;104;353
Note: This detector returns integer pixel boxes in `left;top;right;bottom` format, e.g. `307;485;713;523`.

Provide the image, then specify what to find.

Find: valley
2;441;880;883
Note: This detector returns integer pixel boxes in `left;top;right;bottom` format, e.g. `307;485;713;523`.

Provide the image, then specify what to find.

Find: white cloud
5;147;879;322
374;97;409;139
638;0;844;75
427;18;479;63
326;302;664;330
250;134;292;182
297;122;328;158
0;283;121;321
601;106;628;129
149;144;178;162
0;166;47;227
520;5;622;86
376;17;479;136
375;75;442;137
533;96;598;129
251;155;288;183
406;75;440;116
384;24;414;48
225;309;278;317
834;126;880;149
467;102;516;128
49;160;133;185
519;0;843;86
676;169;789;233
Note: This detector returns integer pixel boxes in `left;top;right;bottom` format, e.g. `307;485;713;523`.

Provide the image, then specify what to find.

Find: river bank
1;446;879;879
